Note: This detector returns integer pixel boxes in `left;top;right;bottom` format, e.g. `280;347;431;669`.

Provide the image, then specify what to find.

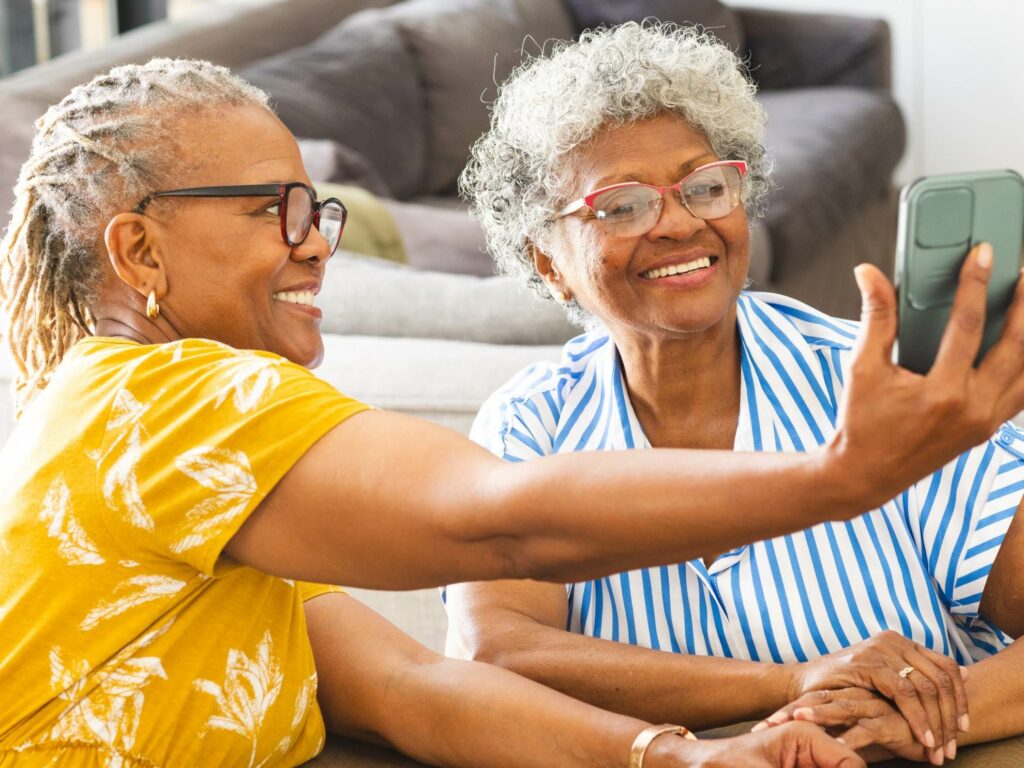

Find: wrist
773;662;806;714
816;438;880;520
643;733;705;768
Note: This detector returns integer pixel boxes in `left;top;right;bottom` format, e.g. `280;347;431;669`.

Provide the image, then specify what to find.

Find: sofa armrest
735;7;891;91
0;0;394;104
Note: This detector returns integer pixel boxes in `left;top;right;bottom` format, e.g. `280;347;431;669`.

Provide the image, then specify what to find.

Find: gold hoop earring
146;291;160;319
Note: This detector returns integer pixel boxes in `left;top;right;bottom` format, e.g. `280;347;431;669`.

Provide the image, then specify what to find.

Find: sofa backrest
243;0;577;199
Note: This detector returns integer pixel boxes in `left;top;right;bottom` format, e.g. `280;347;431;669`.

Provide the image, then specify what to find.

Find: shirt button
999;430;1015;446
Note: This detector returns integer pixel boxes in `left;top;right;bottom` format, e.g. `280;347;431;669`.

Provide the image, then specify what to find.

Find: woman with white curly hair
449;21;1024;766
0;53;1022;768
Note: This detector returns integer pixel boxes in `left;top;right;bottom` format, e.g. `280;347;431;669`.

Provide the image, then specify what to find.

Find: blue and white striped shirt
469;293;1024;664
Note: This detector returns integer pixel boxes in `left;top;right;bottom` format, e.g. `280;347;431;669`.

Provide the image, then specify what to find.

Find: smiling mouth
639;256;718;280
272;290;316;307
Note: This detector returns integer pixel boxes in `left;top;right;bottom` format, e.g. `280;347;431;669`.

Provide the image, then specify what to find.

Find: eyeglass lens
286;186;315;244
593;165;742;236
317;203;345;254
285;186;344;254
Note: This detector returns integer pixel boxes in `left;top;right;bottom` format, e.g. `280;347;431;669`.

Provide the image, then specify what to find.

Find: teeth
272;290;316;306
641;256;712;279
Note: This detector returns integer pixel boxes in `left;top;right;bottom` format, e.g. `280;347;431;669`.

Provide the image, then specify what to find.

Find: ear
103;212;168;300
529;238;571;301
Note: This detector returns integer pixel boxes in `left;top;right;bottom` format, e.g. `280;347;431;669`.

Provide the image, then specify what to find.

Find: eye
685;182;726;200
263;201;281;216
594;189;651;221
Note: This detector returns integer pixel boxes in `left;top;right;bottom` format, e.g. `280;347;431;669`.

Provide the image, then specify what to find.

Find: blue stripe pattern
468;293;1024;663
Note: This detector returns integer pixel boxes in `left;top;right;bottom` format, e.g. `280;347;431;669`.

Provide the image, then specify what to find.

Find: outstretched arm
226;251;1024;591
304;591;865;768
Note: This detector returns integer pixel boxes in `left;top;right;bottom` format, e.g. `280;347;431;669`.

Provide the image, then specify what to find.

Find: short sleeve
96;342;369;575
911;423;1024;623
470;372;558;462
296;581;345;602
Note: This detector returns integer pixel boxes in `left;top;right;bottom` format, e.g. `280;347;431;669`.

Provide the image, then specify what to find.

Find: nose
645;189;707;241
291;223;332;264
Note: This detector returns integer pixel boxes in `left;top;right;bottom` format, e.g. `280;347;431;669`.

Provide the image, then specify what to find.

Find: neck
610;305;742;450
92;306;181;346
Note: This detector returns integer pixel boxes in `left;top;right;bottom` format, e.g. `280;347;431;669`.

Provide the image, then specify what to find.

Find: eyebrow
593;154;718;188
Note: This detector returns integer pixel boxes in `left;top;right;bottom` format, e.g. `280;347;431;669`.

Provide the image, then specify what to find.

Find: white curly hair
460;21;771;323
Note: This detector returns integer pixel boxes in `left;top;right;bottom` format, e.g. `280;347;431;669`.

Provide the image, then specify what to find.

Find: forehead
569;113;715;188
173;104;308;185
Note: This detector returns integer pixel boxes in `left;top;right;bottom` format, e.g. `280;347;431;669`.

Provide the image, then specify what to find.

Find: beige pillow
315;182;407;264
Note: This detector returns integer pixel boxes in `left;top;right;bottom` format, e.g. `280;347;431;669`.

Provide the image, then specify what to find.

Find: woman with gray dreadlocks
1;58;1022;768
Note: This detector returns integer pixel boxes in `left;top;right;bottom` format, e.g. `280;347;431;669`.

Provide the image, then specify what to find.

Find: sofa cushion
759;87;905;279
316;334;563;435
315;182;408;264
562;0;745;53
318;253;578;345
240;8;426;199
381;198;493;276
388;0;576;195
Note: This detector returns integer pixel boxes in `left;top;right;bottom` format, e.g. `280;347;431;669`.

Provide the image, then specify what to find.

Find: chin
274;338;324;369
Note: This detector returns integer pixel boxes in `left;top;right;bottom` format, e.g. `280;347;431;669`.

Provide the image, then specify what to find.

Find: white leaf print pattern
195;630;284;768
99;389;154;531
80;574;185;631
258;672;318;767
40;477;104;566
43;620;174;766
214;357;282;414
172;447;257;553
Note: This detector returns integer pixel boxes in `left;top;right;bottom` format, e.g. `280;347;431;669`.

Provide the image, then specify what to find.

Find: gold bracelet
629;723;698;768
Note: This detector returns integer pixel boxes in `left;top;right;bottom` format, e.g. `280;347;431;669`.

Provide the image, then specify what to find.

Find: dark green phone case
895;169;1024;374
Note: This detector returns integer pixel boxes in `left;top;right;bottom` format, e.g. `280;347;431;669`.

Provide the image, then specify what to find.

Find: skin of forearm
309;593;693;768
377;655;672;768
465;615;792;731
488;445;864;584
957;638;1024;746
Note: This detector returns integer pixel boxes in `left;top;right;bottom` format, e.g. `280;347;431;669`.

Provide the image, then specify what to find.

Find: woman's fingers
749;721;868;768
930;243;992;379
906;646;970;740
979;267;1024;413
790;697;892;728
838;719;937;766
853;263;899;367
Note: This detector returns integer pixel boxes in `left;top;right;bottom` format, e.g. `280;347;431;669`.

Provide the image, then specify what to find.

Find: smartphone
895;169;1024;374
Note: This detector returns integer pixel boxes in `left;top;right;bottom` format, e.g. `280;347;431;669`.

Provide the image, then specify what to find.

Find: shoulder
740;292;859;353
470;328;613;452
75;337;353;419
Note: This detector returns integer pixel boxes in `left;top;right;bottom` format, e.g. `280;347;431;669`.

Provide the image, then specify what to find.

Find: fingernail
924;729;936;748
792;707;814;721
959;714;970;732
751;721;768;732
978;242;993;269
854;264;867;292
931;747;945;765
946;741;957;760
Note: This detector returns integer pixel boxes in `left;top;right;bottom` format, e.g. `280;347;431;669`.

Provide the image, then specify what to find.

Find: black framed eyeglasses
134;182;347;255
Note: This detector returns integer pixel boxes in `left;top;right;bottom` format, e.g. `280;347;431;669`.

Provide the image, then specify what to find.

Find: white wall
729;0;1024;185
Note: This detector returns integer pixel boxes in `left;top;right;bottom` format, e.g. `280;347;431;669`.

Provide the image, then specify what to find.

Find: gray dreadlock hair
0;58;270;417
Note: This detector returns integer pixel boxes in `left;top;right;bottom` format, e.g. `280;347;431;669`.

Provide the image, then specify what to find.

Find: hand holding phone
895;169;1024;373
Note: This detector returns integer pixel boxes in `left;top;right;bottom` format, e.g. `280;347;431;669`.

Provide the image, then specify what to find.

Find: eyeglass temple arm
557;198;587;217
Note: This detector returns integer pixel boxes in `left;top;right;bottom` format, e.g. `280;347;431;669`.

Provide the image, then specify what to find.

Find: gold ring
898;665;915;679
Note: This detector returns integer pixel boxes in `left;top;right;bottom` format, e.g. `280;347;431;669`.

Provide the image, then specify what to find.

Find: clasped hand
755;633;968;765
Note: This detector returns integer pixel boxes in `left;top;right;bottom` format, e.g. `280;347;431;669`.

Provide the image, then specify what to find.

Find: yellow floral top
0;337;368;767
